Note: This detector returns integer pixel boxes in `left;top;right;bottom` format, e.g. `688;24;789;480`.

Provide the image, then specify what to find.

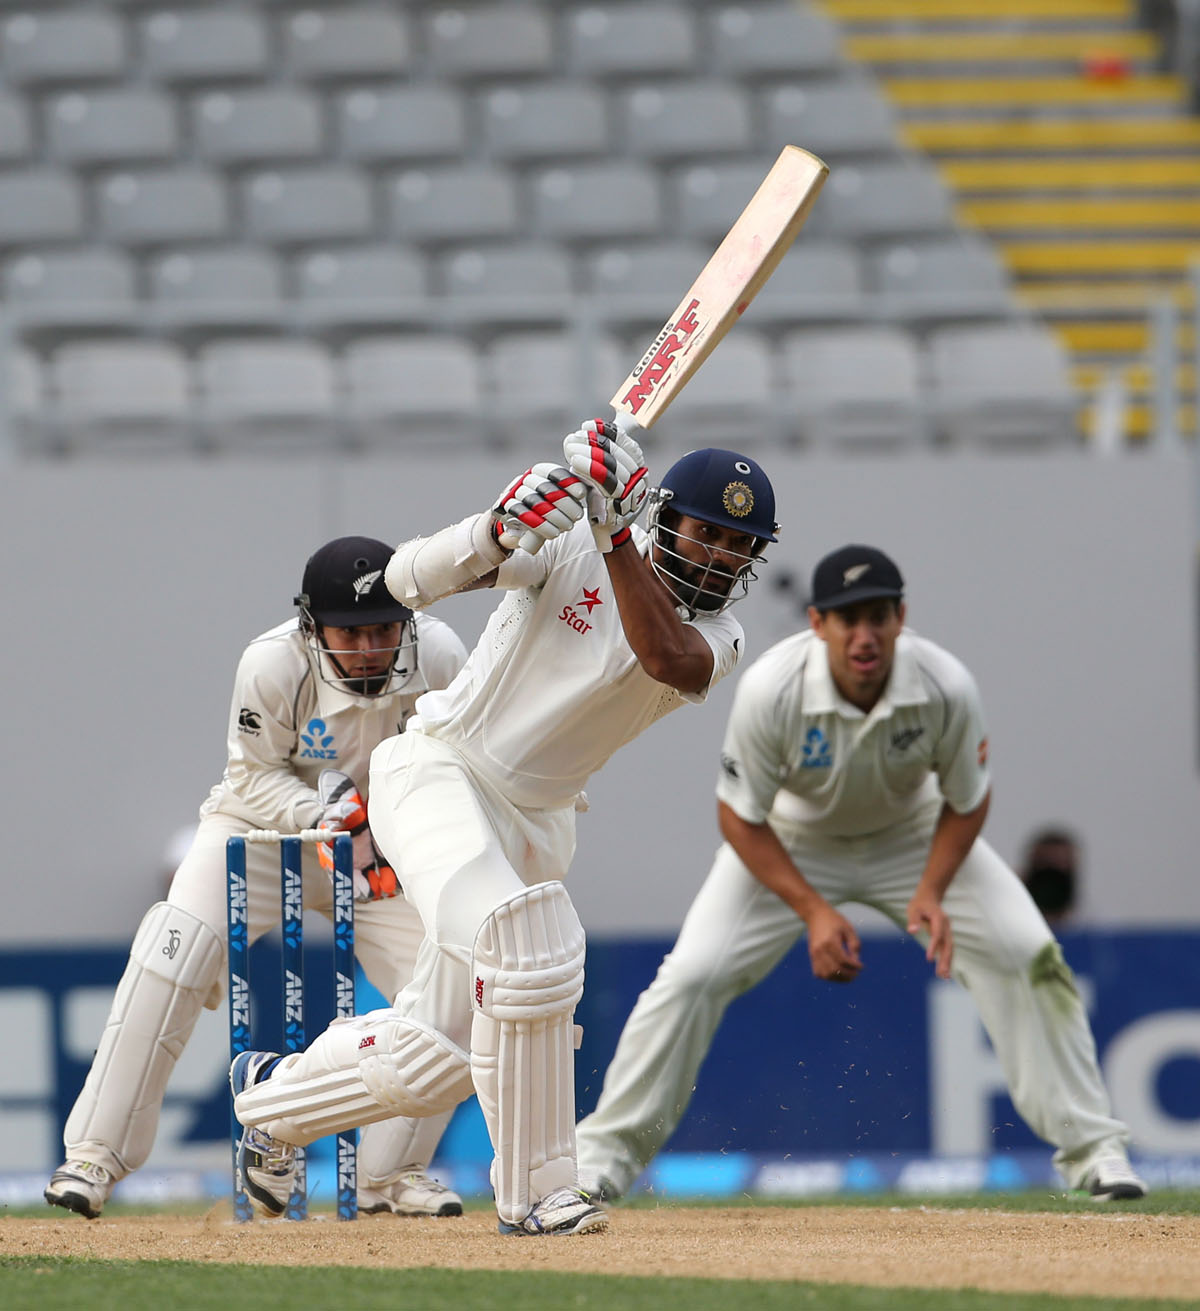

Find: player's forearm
603;543;714;692
718;801;827;922
916;793;991;901
385;514;507;609
224;760;322;831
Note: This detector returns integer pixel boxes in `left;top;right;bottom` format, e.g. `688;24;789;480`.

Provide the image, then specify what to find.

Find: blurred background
2;0;1199;1205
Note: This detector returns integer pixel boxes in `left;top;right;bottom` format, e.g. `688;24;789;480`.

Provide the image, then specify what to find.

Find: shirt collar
806;631;927;719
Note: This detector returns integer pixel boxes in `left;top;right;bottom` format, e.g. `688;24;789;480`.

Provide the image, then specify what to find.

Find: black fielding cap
810;544;904;612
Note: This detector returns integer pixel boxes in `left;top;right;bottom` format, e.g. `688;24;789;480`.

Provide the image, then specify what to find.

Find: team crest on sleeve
722;482;753;518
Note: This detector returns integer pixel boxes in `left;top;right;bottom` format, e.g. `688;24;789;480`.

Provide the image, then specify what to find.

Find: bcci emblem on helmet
722;481;753;518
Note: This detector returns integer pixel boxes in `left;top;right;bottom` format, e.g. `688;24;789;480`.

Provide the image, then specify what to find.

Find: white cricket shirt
200;612;468;831
412;517;745;810
716;629;990;838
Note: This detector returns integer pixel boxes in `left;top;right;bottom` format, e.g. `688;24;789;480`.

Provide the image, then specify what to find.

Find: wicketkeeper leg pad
65;902;224;1174
234;1013;474;1146
469;882;586;1225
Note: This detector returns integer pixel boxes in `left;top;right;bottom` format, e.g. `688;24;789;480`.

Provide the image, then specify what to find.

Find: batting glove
316;769;400;903
492;462;588;556
563;419;650;553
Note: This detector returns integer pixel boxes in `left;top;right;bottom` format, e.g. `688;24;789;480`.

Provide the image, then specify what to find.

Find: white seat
669;157;782;241
779;326;929;449
927;324;1079;447
424;4;553;78
649;331;779;447
337;87;467;163
192;89;324;164
0;91;33;162
342;335;484;449
51;339;193;451
584;240;714;327
0;168;85;245
142;9;271;83
385;165;519;244
762;79;900;160
147;246;285;331
284;7;412;80
869;238;1019;326
708;4;842;76
295;245;429;330
96;166;229;245
619;82;753;160
46;89;178;165
243;167;373;245
1;10;127;85
3;248;137;330
438;244;574;328
5;344;48;455
742;241;869;325
814;162;956;241
486;330;625;441
196;338;340;449
480;83;609;161
564;5;697;75
531;163;662;242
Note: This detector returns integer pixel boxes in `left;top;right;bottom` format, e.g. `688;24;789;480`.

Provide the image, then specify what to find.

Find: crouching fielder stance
46;537;469;1221
232;423;780;1236
575;544;1146;1204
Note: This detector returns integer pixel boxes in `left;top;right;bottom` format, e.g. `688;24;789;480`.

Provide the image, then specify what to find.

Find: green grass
0;1258;1196;1311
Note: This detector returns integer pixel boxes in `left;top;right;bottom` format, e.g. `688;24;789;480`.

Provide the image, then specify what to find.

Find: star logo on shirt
578;587;603;614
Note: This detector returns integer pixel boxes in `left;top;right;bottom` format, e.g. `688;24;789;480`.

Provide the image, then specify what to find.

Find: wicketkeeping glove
492;462;588;555
316;769;400;903
562;419;650;553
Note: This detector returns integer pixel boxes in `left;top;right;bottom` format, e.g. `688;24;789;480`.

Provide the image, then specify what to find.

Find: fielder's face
657;514;761;612
808;599;906;712
319;622;405;686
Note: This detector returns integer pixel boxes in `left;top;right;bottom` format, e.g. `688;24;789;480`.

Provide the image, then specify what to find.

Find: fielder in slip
575;545;1147;1205
46;537;469;1222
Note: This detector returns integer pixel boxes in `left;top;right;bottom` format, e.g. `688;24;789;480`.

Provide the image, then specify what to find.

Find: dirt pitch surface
4;1206;1199;1300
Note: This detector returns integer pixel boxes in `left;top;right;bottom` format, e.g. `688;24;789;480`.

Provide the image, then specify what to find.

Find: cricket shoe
1079;1155;1148;1202
498;1186;609;1236
44;1159;115;1219
359;1169;464;1218
230;1050;295;1218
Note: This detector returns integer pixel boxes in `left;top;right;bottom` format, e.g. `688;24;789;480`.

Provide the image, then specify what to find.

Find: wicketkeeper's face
319;622;405;682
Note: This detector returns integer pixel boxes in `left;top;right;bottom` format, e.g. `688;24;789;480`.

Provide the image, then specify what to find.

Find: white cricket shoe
359;1169;464;1217
498;1186;609;1236
230;1049;296;1218
1079;1155;1148;1201
45;1160;115;1219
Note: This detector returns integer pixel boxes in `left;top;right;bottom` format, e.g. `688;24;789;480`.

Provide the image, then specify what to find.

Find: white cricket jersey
200;612;468;831
412;518;745;810
716;629;990;838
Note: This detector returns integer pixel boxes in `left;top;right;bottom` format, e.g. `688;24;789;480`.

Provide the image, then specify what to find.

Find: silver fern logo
353;569;382;601
842;563;870;586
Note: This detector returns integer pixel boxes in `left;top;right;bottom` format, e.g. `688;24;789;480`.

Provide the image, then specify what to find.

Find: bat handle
612;411;648;443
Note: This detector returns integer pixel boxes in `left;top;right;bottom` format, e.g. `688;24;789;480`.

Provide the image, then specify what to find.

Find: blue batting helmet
653;448;778;544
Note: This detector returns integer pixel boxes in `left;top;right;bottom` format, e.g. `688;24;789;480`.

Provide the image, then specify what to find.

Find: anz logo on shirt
300;717;337;760
800;727;833;770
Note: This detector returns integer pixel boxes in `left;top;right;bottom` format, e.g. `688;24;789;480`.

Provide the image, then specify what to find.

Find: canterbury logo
843;564;871;586
353;569;382;600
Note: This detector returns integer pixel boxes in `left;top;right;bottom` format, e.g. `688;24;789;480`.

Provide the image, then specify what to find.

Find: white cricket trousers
64;809;449;1182
575;803;1131;1195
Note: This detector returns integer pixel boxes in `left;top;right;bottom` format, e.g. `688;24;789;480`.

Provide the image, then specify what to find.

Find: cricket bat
610;144;828;438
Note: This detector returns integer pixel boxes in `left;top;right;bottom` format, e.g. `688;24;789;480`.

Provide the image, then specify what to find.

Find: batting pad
65;902;223;1173
234;1013;473;1146
470;882;586;1224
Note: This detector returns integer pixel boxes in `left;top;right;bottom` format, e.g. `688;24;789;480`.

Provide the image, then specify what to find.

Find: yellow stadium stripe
941;158;1200;189
1001;242;1200;273
1073;363;1197;391
1019;282;1195;310
885;76;1182;106
906;119;1200;151
847;32;1155;62
1054;321;1195;352
1079;405;1196;438
821;0;1130;19
960;197;1200;228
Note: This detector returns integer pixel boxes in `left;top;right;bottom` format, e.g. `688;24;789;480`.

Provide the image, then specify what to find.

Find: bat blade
610;145;828;433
